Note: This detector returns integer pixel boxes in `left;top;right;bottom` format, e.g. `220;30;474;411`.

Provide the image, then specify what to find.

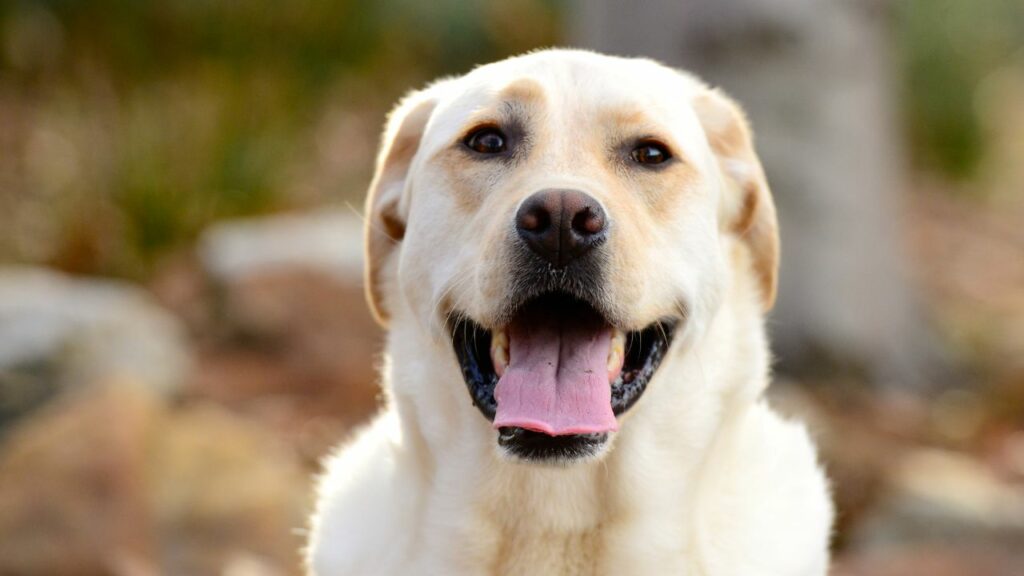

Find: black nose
515;189;607;268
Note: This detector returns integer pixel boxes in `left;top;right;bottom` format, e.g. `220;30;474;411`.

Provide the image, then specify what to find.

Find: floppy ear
364;89;441;326
693;88;780;311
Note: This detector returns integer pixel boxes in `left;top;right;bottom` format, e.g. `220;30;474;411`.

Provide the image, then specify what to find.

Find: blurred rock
0;383;309;576
187;267;382;464
0;267;191;431
833;544;1024;576
188;210;382;464
149;400;310;575
198;209;364;285
852;448;1024;551
0;383;155;576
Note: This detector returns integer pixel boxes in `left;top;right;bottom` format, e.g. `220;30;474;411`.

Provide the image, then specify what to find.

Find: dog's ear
693;88;780;311
364;88;441;326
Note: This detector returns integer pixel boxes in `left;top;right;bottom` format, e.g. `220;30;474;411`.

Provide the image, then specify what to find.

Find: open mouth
451;292;676;462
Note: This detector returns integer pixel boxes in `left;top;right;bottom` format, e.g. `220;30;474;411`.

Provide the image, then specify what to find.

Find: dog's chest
490;528;602;576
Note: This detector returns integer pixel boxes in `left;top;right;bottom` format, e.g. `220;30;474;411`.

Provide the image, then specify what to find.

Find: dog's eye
464;127;507;154
630;141;672;165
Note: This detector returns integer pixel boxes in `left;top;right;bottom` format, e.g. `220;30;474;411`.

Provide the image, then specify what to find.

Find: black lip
450;292;678;434
497;427;608;463
451;318;499;420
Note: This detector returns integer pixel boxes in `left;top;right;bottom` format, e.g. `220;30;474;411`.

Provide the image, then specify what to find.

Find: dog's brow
456;100;534;146
600;105;687;159
498;78;546;104
500;100;529;122
603;106;659;132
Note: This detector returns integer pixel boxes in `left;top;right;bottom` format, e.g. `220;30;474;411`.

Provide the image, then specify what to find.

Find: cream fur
306;49;833;575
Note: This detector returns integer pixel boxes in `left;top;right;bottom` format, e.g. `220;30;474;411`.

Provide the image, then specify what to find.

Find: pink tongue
492;304;618;436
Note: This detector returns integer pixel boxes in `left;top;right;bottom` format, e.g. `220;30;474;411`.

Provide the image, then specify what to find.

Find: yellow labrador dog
307;49;833;575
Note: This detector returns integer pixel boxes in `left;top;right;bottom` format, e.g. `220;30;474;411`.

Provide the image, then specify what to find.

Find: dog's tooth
610;328;626;352
492;330;508;356
494;347;509;376
491;330;509;377
607;328;626;376
607;347;622;373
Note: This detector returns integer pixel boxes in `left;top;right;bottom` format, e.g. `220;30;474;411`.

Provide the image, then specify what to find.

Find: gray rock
198;209;364;284
0;267;191;429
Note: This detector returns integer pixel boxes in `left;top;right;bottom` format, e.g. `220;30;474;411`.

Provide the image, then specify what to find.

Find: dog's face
364;50;777;464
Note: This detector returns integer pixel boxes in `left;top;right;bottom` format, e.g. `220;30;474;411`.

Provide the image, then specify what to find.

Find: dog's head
363;50;777;464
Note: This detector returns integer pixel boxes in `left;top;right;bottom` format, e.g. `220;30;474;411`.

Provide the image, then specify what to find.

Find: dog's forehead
423;50;709;156
467;50;690;98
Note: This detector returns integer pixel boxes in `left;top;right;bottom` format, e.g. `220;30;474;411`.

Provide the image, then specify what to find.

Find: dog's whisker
344;201;403;246
655;321;669;345
430;273;475;336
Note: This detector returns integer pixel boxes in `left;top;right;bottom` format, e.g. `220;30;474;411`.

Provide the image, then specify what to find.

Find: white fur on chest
307;397;831;576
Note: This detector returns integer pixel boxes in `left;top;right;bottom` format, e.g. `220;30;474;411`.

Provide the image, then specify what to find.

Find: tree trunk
571;0;946;388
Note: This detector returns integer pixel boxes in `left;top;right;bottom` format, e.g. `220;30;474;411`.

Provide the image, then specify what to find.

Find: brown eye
630;141;671;165
464;127;507;154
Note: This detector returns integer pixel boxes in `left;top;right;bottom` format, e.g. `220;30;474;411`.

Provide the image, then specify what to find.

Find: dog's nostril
572;207;604;236
519;206;549;233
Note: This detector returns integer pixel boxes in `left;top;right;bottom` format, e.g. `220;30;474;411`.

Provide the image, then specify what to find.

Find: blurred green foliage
2;1;1022;277
898;0;1024;180
0;0;560;276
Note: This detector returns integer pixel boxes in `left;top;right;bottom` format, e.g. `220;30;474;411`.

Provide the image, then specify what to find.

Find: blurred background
0;1;1022;574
